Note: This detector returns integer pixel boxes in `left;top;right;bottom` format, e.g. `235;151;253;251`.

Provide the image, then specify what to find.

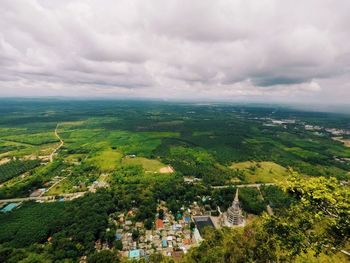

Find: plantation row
0;160;40;184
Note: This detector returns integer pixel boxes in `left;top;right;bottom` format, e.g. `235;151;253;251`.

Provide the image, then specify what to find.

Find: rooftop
156;219;164;229
129;249;144;258
1;203;18;213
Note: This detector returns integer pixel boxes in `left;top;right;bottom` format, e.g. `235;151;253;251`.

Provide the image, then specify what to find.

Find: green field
88;149;123;172
230;161;290;183
121;157;168;172
0;100;349;262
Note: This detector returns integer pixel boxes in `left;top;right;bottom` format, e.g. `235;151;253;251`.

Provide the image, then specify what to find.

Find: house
125;220;133;226
1;203;18;213
29;188;45;197
162;240;167;248
156;219;164;230
89;181;108;192
128;249;145;259
135;222;144;228
172;224;182;231
183;239;191;245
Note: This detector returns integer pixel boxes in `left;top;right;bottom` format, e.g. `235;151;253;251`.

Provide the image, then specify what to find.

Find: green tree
264;173;350;257
183;175;350;262
132;229;140;241
145;218;153;230
158;209;165;220
87;250;120;263
114;240;123;251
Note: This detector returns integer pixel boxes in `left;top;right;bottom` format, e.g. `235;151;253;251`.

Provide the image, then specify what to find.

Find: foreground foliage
0;175;348;263
182;175;350;262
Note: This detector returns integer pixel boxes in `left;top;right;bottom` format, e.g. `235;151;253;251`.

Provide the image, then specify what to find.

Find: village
93;189;245;261
0;182;249;262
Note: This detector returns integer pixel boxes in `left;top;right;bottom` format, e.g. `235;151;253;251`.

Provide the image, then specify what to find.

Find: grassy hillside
230;161;290;183
121;157;167;173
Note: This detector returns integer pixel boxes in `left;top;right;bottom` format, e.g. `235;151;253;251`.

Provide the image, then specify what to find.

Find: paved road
212;183;275;189
0;192;86;204
50;124;64;163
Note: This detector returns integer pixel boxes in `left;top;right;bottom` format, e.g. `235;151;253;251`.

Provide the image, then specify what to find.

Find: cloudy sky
1;0;350;104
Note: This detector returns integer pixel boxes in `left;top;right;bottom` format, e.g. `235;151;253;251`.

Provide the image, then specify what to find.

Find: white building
223;189;245;227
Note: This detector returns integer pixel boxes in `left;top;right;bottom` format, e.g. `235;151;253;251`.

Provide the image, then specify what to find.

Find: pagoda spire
234;188;239;202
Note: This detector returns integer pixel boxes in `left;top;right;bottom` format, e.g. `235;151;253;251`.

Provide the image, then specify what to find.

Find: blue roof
1;203;18;213
185;217;191;222
115;234;122;240
129;250;140;258
162;240;167;248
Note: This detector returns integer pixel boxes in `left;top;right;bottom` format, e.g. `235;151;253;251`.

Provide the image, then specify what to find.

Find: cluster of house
111;205;195;261
304;125;323;131
304;125;350;136
260;119;350;139
88;180;109;193
325;128;350;136
261;118;296;128
105;190;246;261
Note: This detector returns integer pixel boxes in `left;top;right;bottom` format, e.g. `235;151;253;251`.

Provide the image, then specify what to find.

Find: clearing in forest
333;137;350;147
122;157;171;173
89;149;123;172
230;161;290;183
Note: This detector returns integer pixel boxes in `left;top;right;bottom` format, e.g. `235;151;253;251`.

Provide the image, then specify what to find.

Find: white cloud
0;0;349;103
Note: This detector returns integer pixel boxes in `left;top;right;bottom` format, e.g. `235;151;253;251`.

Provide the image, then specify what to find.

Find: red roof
183;239;191;245
156;219;164;229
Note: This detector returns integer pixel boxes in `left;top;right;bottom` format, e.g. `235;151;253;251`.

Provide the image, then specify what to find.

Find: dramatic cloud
0;0;350;103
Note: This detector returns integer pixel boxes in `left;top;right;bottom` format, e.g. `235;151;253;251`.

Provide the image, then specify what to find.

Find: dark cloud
0;0;349;103
253;77;309;87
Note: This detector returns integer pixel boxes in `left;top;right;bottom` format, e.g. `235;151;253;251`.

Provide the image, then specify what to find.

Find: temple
223;189;245;227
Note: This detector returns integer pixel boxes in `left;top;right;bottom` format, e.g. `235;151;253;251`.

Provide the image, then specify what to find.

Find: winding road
49;124;64;163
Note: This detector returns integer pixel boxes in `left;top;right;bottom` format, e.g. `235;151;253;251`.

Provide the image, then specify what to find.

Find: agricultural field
0;99;349;198
0;160;40;184
0;99;349;262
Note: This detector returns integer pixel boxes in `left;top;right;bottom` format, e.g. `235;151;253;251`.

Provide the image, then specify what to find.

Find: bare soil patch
159;165;174;173
333;137;350;147
0;157;11;165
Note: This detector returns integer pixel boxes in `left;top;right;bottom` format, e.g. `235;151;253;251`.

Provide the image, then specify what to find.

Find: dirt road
49;124;64;163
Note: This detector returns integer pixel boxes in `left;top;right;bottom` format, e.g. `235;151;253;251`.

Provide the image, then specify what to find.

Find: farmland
0;160;40;184
0;99;349;262
0;99;349;197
